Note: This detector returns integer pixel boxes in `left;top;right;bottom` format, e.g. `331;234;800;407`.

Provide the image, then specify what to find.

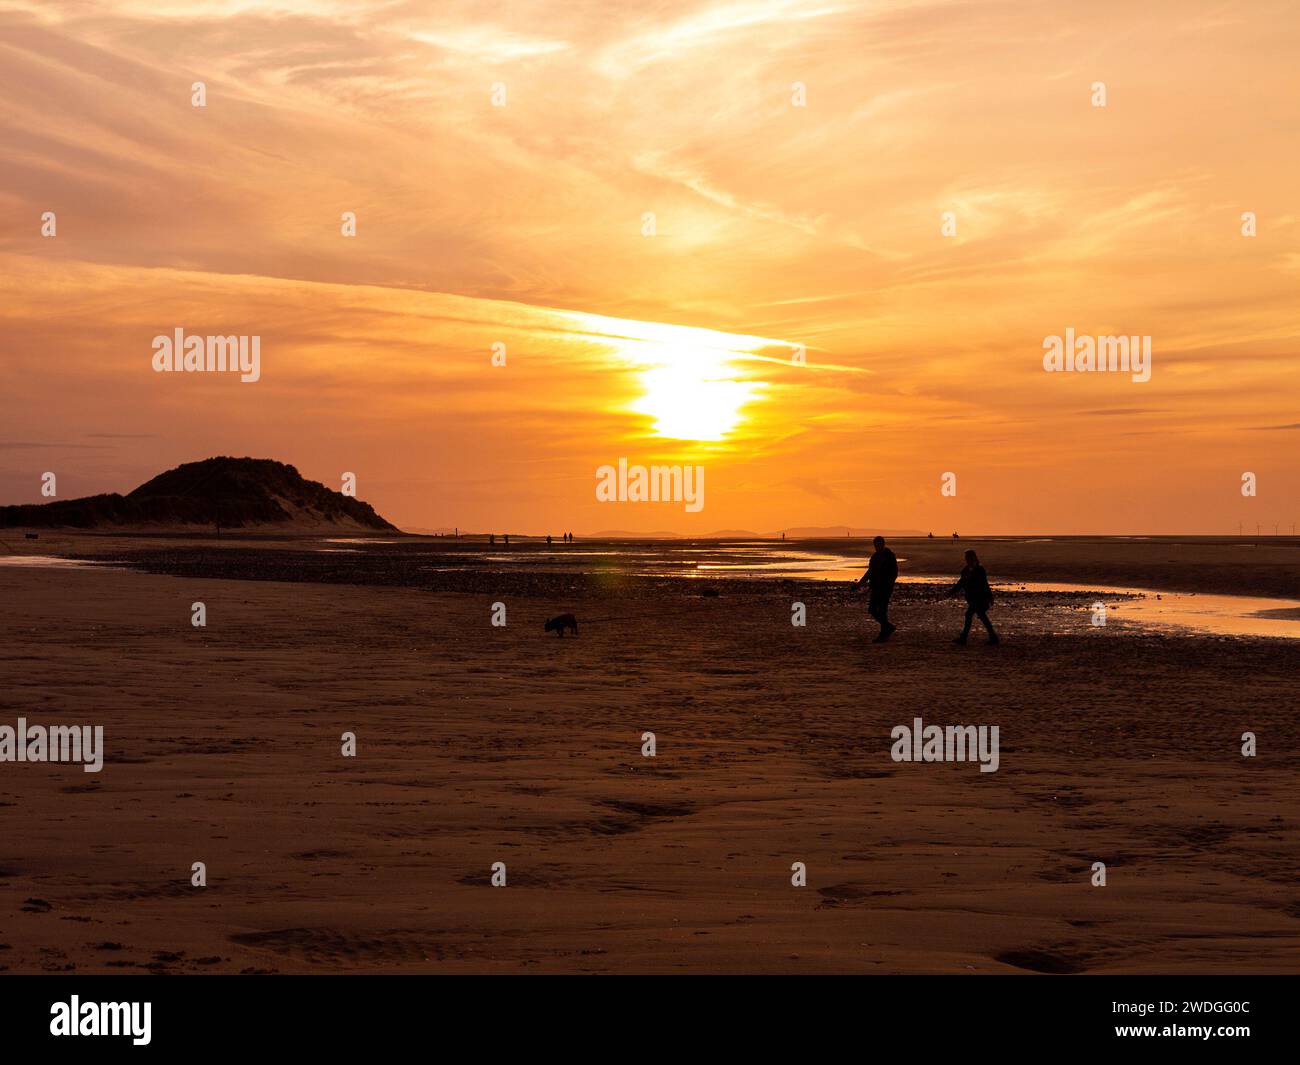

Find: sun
615;338;767;441
631;361;763;441
561;313;779;443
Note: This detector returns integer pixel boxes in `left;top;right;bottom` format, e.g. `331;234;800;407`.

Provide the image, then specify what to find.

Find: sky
1;0;1297;534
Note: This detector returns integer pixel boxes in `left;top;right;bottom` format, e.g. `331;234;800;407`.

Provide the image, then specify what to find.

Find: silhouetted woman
947;549;999;645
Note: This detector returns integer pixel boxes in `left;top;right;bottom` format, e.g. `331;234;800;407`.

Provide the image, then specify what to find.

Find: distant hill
0;457;398;532
586;526;925;539
777;526;925;538
585;529;686;539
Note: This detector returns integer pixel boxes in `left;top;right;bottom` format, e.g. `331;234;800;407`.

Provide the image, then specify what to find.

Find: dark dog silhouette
544;613;578;637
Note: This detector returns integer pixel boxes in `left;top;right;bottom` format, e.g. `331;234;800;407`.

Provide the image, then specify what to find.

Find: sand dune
0;457;396;533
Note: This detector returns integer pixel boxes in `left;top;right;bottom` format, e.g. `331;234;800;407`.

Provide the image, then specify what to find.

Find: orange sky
1;0;1297;534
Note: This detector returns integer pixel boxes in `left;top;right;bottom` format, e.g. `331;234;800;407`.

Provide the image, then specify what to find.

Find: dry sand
1;535;1298;973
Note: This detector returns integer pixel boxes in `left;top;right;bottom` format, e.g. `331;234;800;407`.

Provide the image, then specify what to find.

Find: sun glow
630;357;764;441
556;312;783;442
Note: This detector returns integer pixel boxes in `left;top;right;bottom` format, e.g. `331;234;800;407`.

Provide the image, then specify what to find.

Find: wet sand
14;528;1299;598
1;535;1298;973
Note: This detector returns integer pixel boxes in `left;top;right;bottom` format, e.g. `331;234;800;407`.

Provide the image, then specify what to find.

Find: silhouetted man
947;549;999;646
855;535;898;642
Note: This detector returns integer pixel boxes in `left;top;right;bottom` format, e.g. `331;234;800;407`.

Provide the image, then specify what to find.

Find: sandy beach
2;534;1297;974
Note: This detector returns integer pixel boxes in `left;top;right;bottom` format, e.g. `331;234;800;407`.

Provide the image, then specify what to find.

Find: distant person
546;534;552;544
504;534;509;545
854;535;898;642
489;533;495;545
946;549;999;645
952;532;959;539
927;531;934;538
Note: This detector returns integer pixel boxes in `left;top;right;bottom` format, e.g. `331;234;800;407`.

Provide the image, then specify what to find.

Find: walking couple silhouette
854;537;999;645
